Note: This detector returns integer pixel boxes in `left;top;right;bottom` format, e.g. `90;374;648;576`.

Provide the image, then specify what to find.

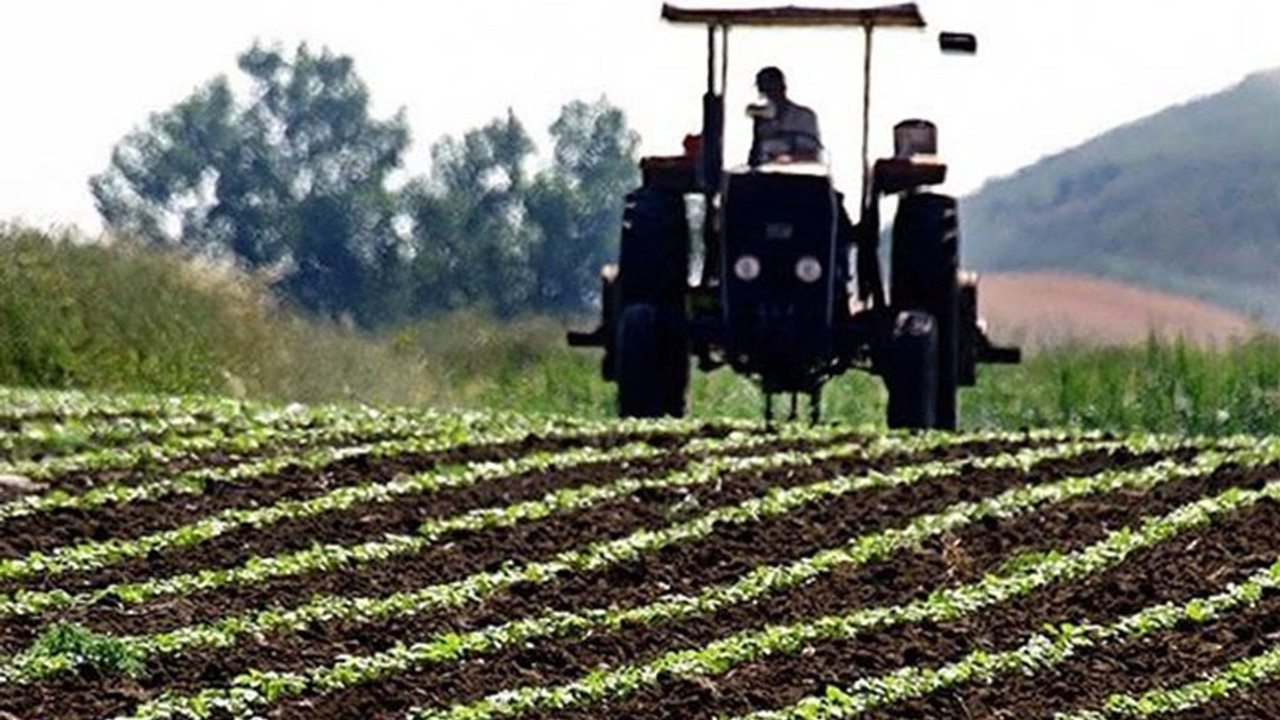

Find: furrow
724;471;1280;720
0;422;716;566
893;520;1280;719
401;452;1261;720
0;417;763;579
99;437;1213;720
0;425;914;644
0;439;684;595
0;405;463;490
0;430;1022;648
1056;640;1280;720
1;403;676;492
252;445;1193;720
368;442;1280;720
4;437;1107;716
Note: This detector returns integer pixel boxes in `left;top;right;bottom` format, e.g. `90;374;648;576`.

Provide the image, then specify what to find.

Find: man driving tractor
748;66;823;165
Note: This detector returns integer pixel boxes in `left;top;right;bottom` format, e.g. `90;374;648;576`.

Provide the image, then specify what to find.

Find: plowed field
2;387;1280;720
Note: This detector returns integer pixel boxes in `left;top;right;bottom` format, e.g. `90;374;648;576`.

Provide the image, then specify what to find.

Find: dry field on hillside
980;271;1260;348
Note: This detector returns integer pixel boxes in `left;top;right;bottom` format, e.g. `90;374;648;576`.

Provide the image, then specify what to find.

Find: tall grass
2;225;1277;434
0;226;437;406
424;322;1280;436
962;334;1280;435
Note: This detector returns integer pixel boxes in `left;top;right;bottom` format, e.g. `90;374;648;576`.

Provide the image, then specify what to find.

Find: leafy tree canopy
405;98;639;316
92;43;640;324
92;42;410;324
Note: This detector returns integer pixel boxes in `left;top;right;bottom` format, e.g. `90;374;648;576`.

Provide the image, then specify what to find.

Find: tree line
90;43;640;326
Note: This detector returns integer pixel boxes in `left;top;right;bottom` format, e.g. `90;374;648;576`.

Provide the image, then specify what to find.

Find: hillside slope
0;226;437;404
962;70;1280;322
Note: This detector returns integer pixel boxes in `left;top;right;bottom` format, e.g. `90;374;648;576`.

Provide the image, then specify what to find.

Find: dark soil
0;445;670;580
916;590;1280;720
63;437;1022;635
0;443;1164;720
857;496;1280;720
0;426;734;574
20;428;1271;720
264;451;1255;720
956;547;1280;719
0;431;897;651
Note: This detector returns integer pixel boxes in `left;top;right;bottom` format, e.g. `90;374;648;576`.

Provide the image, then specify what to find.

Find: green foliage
91;42;411;325
0;225;438;405
7;223;1280;435
405;98;639;316
387;321;1280;437
963;69;1280;322
528;100;642;313
962;334;1280;435
27;622;146;677
92;41;640;324
0;225;250;395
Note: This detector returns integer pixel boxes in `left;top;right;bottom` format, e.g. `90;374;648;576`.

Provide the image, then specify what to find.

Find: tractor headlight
795;256;823;283
734;255;762;281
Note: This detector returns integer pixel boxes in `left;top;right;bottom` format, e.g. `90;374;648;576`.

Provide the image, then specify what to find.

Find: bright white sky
3;0;1279;233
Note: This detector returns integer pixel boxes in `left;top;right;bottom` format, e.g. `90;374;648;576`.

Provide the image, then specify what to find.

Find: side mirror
939;32;977;55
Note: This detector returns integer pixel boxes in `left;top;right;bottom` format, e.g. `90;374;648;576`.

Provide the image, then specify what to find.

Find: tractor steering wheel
753;129;824;165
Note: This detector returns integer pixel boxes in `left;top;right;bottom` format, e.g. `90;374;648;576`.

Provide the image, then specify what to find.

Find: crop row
1056;637;1280;719
0;402;483;466
84;435;1242;720
8;397;1264;720
0;413;242;461
726;476;1280;720
0;400;606;484
0;425;1002;621
0;440;684;585
0;387;267;423
0;393;414;453
379;438;1276;720
747;543;1280;719
0;425;1018;622
0;406;688;528
0;435;1110;685
0;405;431;483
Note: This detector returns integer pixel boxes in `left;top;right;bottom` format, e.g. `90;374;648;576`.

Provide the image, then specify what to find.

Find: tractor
568;3;1019;429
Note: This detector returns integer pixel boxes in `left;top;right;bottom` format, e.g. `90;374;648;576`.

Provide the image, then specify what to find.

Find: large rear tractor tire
892;193;960;430
885;310;939;430
616;303;689;418
614;185;690;418
619;187;689;307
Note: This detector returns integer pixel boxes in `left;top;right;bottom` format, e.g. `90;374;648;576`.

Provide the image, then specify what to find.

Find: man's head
755;66;787;104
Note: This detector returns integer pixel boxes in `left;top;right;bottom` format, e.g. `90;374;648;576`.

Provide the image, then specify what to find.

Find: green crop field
0;386;1278;719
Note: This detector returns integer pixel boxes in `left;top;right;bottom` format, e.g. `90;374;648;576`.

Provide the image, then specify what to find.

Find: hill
961;69;1280;323
979;272;1260;348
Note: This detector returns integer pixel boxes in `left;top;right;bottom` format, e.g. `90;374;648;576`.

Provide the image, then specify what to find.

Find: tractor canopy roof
661;3;925;29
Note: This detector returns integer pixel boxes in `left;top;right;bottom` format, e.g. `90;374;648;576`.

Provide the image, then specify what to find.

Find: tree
90;42;410;325
94;40;642;323
404;110;538;315
525;98;640;313
404;98;639;317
